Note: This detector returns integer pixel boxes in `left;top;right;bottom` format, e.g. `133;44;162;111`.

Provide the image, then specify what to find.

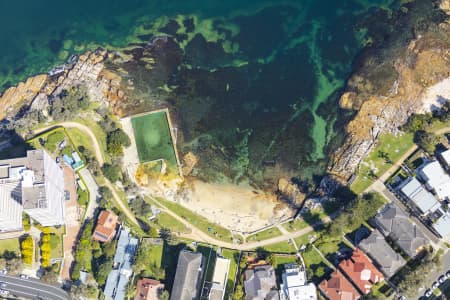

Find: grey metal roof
374;203;429;257
103;228;139;300
244;265;278;300
170;250;203;300
400;177;440;214
359;230;406;278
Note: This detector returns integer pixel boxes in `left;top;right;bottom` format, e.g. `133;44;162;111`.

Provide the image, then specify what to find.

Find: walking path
32;122;138;226
148;196;324;251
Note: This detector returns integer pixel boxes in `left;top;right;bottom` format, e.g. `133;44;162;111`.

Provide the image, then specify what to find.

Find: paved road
33;122;139;226
0;275;68;300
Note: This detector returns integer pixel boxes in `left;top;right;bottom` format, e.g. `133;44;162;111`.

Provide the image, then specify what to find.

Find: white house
280;264;317;300
418;161;450;200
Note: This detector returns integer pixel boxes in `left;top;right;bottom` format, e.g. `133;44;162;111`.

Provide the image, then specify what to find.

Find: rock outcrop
0;74;48;120
0;49;127;123
329;9;450;181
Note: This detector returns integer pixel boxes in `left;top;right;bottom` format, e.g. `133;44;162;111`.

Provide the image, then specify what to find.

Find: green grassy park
351;132;414;194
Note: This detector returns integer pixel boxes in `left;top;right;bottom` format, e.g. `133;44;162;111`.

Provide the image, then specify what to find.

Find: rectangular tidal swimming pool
130;110;178;167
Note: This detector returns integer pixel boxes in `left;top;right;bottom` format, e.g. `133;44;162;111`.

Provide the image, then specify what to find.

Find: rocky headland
328;0;450;183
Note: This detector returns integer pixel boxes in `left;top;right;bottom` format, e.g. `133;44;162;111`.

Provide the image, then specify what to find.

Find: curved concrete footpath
34;121;329;250
32;122;139;226
148;195;325;251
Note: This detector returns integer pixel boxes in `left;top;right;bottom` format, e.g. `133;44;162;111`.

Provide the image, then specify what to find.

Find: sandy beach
174;179;294;234
419;77;450;112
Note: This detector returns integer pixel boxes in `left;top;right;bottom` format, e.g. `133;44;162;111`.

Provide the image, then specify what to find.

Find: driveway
79;168;99;220
60;165;81;280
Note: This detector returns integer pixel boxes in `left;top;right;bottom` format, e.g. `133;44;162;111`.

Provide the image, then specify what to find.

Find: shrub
101;163;121;182
20;235;33;265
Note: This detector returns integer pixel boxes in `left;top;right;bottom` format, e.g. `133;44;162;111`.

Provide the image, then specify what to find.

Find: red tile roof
92;210;118;242
134;278;164;300
339;248;385;294
319;270;361;300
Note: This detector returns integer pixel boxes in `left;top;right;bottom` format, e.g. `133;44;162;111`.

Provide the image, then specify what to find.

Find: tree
94;258;113;286
20;235;33;265
232;284;244;300
102;240;117;258
160;290;170;300
414;130;437;154
107;128;131;156
101;163;122;182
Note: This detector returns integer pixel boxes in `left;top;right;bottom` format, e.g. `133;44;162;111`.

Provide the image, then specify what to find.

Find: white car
439;275;446;284
19;274;29;279
0;282;6;288
425;289;433;297
431;281;439;290
0;269;7;275
0;289;9;295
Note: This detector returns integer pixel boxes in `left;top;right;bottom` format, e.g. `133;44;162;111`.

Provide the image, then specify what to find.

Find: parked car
0;289;9;295
439;275;446;284
432;281;439;290
0;269;7;275
425;289;433;297
19;274;29;279
446;270;450;278
397;296;405;300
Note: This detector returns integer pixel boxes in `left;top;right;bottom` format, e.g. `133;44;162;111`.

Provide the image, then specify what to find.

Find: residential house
438;149;450;172
92;210;119;242
319;270;361;300
358;230;406;278
209;257;230;300
398;177;440;216
0;149;65;231
418;161;450;200
280;263;317;300
432;212;450;240
244;264;279;300
373;203;429;258
134;278;165;300
104;228;139;300
170;250;204;300
338;249;384;295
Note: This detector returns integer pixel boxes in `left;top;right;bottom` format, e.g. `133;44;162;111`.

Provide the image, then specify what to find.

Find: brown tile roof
319;270;361;300
339;249;385;294
134;278;164;300
92;210;118;242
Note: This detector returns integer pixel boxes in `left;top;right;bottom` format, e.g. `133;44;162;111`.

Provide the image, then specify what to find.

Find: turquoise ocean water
0;0;402;184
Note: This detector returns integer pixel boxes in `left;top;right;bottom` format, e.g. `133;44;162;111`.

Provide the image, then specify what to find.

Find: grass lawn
48;227;64;259
65;127;97;160
258;240;297;254
75;116;111;163
247;227;282;242
294;232;316;248
282;218;310;232
302;246;332;284
351;132;414;194
221;248;240;298
0;238;20;255
152;197;238;242
131;111;177;166
155;212;191;234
